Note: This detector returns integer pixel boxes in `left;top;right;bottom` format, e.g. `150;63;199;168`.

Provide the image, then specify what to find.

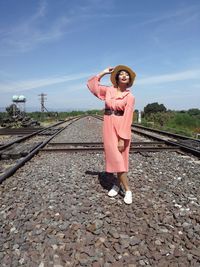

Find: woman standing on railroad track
87;65;136;204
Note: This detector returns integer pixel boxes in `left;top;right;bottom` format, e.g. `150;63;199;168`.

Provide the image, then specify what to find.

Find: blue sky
0;0;200;111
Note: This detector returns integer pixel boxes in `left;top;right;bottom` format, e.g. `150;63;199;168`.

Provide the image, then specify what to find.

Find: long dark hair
115;69;131;86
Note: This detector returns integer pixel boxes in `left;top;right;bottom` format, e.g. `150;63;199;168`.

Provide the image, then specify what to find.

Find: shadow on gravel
85;171;124;196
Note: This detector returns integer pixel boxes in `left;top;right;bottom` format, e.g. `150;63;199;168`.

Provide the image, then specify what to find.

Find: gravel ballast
0;116;199;267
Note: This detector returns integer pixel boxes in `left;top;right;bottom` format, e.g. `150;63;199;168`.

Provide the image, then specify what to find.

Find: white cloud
1;67;200;94
0;0;120;54
0;0;70;54
0;72;90;93
137;4;200;27
137;69;200;85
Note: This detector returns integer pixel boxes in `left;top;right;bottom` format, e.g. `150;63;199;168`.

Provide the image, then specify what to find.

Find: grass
141;112;200;138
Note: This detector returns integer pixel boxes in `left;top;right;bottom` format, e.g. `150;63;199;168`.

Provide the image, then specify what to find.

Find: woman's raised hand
98;66;114;80
103;67;114;74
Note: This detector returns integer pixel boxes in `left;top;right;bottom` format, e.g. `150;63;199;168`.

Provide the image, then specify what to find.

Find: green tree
144;102;167;115
188;108;200;116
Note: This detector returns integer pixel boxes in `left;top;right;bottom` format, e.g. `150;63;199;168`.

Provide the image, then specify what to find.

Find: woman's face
118;70;130;85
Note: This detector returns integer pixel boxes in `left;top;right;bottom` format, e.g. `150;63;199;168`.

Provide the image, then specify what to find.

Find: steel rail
41;141;179;153
91;115;200;158
0;120;66;151
0;117;81;183
132;128;200;158
132;123;200;143
41;146;179;153
0;128;44;135
48;141;166;146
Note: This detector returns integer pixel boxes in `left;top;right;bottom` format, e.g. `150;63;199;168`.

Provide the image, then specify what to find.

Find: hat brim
110;65;136;88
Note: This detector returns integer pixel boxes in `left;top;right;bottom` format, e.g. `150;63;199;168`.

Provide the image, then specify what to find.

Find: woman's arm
117;95;135;152
98;67;114;79
118;94;135;140
87;67;114;100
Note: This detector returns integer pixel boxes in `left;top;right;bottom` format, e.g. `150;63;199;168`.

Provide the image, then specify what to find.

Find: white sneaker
124;191;132;204
108;185;120;197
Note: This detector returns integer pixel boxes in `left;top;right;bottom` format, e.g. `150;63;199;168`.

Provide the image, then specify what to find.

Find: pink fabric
87;75;135;173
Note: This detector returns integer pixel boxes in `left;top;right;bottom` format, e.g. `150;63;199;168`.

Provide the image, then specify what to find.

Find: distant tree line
141;102;200;137
1;102;200;137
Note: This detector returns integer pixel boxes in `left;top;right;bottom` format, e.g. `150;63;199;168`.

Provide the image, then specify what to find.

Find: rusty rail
40;141;180;153
0;117;82;183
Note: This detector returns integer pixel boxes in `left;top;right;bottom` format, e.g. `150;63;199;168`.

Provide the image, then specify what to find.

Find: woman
87;65;136;204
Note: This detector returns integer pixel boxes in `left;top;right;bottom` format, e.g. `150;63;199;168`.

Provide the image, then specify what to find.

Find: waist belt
104;109;124;116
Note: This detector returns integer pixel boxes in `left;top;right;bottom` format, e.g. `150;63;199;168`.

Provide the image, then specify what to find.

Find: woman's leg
117;172;130;191
118;172;132;204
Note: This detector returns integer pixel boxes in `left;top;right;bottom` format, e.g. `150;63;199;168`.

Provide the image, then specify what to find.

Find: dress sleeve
118;94;135;140
87;75;108;100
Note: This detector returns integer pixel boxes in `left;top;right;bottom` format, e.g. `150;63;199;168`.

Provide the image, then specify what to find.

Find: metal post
38;93;47;113
138;110;142;124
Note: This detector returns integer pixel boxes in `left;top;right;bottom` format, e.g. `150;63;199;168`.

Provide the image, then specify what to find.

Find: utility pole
38;93;47;112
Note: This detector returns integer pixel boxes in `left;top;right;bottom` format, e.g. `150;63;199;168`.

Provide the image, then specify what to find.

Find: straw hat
110;65;136;88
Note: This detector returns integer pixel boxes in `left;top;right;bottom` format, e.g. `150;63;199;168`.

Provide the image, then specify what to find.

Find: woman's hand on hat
98;67;114;79
103;67;114;75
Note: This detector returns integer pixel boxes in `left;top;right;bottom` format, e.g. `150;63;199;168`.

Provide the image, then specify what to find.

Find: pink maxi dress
87;75;135;173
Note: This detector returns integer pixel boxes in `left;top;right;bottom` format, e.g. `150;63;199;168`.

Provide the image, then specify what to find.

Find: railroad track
93;115;200;158
132;124;200;158
0;116;82;183
0;121;65;151
41;115;180;153
41;141;179;153
1;115;200;267
0;127;44;135
0;115;199;183
132;123;200;143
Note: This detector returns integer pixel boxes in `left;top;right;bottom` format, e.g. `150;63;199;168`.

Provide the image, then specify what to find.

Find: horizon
1;105;199;113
